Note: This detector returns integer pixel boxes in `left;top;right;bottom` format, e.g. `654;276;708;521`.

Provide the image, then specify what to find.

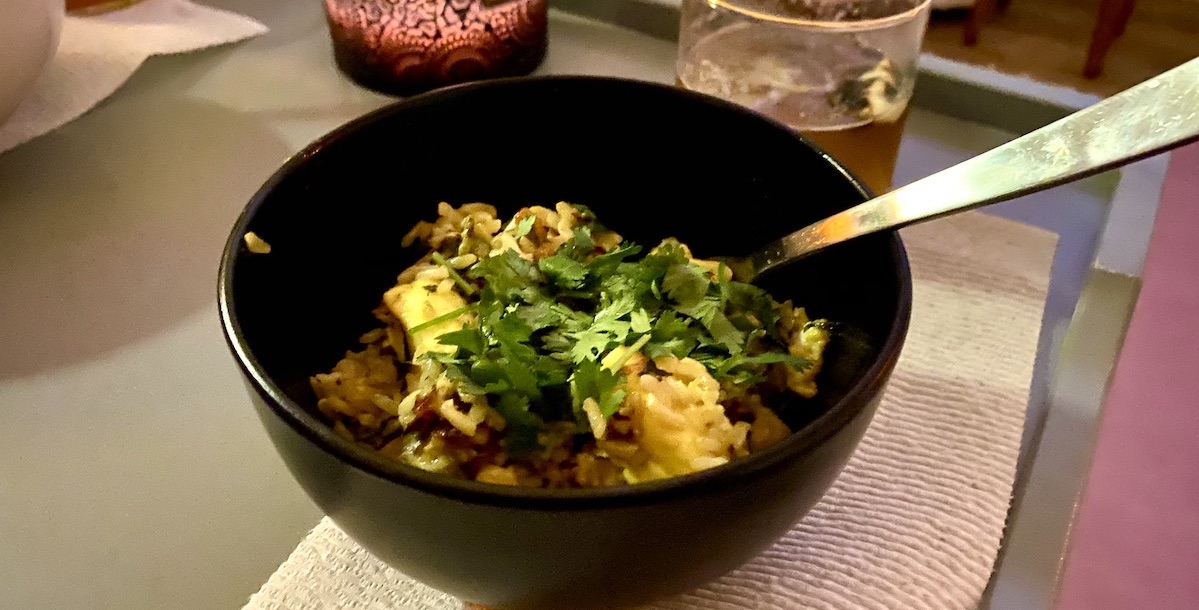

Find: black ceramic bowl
218;75;912;610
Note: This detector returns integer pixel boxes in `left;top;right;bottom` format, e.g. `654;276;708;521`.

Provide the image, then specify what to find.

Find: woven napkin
244;211;1057;610
0;0;267;155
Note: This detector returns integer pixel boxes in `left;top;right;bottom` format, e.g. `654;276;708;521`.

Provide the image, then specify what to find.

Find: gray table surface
0;2;1168;609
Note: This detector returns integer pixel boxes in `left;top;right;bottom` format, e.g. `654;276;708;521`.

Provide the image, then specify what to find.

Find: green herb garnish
422;216;809;454
430;252;477;296
513;215;536;240
406;306;472;335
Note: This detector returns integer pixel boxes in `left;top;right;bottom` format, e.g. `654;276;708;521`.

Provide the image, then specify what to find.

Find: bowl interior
222;75;908;498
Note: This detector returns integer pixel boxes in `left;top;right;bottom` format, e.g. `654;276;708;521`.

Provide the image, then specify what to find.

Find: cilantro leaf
469;249;542;302
568;291;637;362
436;327;485;355
538;253;589;289
464;360;515;394
704;311;745;354
676;295;722;326
586;242;642;278
570;359;626;420
493;311;534;344
511;301;559;333
727;281;782;340
493;392;541;454
715;352;812;377
600;388;627;418
629;308;652;334
644;239;689;268
651;309;691;339
557;224;597;261
662;262;710;308
644;309;697;360
513;215;536;240
570;328;614;363
598;270;657;316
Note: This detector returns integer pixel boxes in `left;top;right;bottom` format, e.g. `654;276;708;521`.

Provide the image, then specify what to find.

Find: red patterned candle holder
324;0;549;96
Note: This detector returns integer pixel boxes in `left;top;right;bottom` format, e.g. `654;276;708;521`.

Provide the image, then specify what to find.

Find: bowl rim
217;74;913;510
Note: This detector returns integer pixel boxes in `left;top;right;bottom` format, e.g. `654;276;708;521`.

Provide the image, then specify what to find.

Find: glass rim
700;0;932;30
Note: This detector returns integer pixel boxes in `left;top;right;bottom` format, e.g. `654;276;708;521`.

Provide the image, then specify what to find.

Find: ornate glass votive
324;0;549;96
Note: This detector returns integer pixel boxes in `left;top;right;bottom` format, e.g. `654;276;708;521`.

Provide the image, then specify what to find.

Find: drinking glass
677;0;931;194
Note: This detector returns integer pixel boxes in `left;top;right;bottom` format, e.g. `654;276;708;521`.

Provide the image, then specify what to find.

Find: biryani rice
310;201;831;488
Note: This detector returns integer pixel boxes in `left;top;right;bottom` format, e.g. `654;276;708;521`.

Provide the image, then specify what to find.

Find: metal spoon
731;56;1199;282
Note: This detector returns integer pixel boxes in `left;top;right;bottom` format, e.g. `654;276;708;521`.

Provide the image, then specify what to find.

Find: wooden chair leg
965;0;1001;46
1114;0;1137;37
1084;0;1127;78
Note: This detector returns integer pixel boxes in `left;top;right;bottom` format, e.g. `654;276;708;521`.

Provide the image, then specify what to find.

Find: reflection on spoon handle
753;56;1199;277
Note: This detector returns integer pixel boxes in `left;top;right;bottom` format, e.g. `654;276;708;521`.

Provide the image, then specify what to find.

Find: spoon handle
752;56;1199;277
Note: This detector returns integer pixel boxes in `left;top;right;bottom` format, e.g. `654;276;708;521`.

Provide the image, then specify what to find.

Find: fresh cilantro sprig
420;215;812;453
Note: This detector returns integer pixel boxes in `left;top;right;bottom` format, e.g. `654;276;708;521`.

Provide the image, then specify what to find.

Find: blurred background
925;0;1198;96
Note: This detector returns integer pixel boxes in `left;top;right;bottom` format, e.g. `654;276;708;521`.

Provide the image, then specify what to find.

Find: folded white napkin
244;211;1057;610
0;0;267;155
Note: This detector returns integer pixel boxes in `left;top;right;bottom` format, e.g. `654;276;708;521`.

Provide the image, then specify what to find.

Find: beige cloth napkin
0;0;267;155
244;211;1058;610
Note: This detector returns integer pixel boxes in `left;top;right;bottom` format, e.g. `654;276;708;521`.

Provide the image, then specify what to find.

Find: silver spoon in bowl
727;56;1199;283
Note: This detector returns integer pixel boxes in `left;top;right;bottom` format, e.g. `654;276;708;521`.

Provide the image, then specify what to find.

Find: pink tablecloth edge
1054;143;1199;610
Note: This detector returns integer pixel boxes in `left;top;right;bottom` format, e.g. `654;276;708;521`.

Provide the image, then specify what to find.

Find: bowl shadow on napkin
0;90;292;379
